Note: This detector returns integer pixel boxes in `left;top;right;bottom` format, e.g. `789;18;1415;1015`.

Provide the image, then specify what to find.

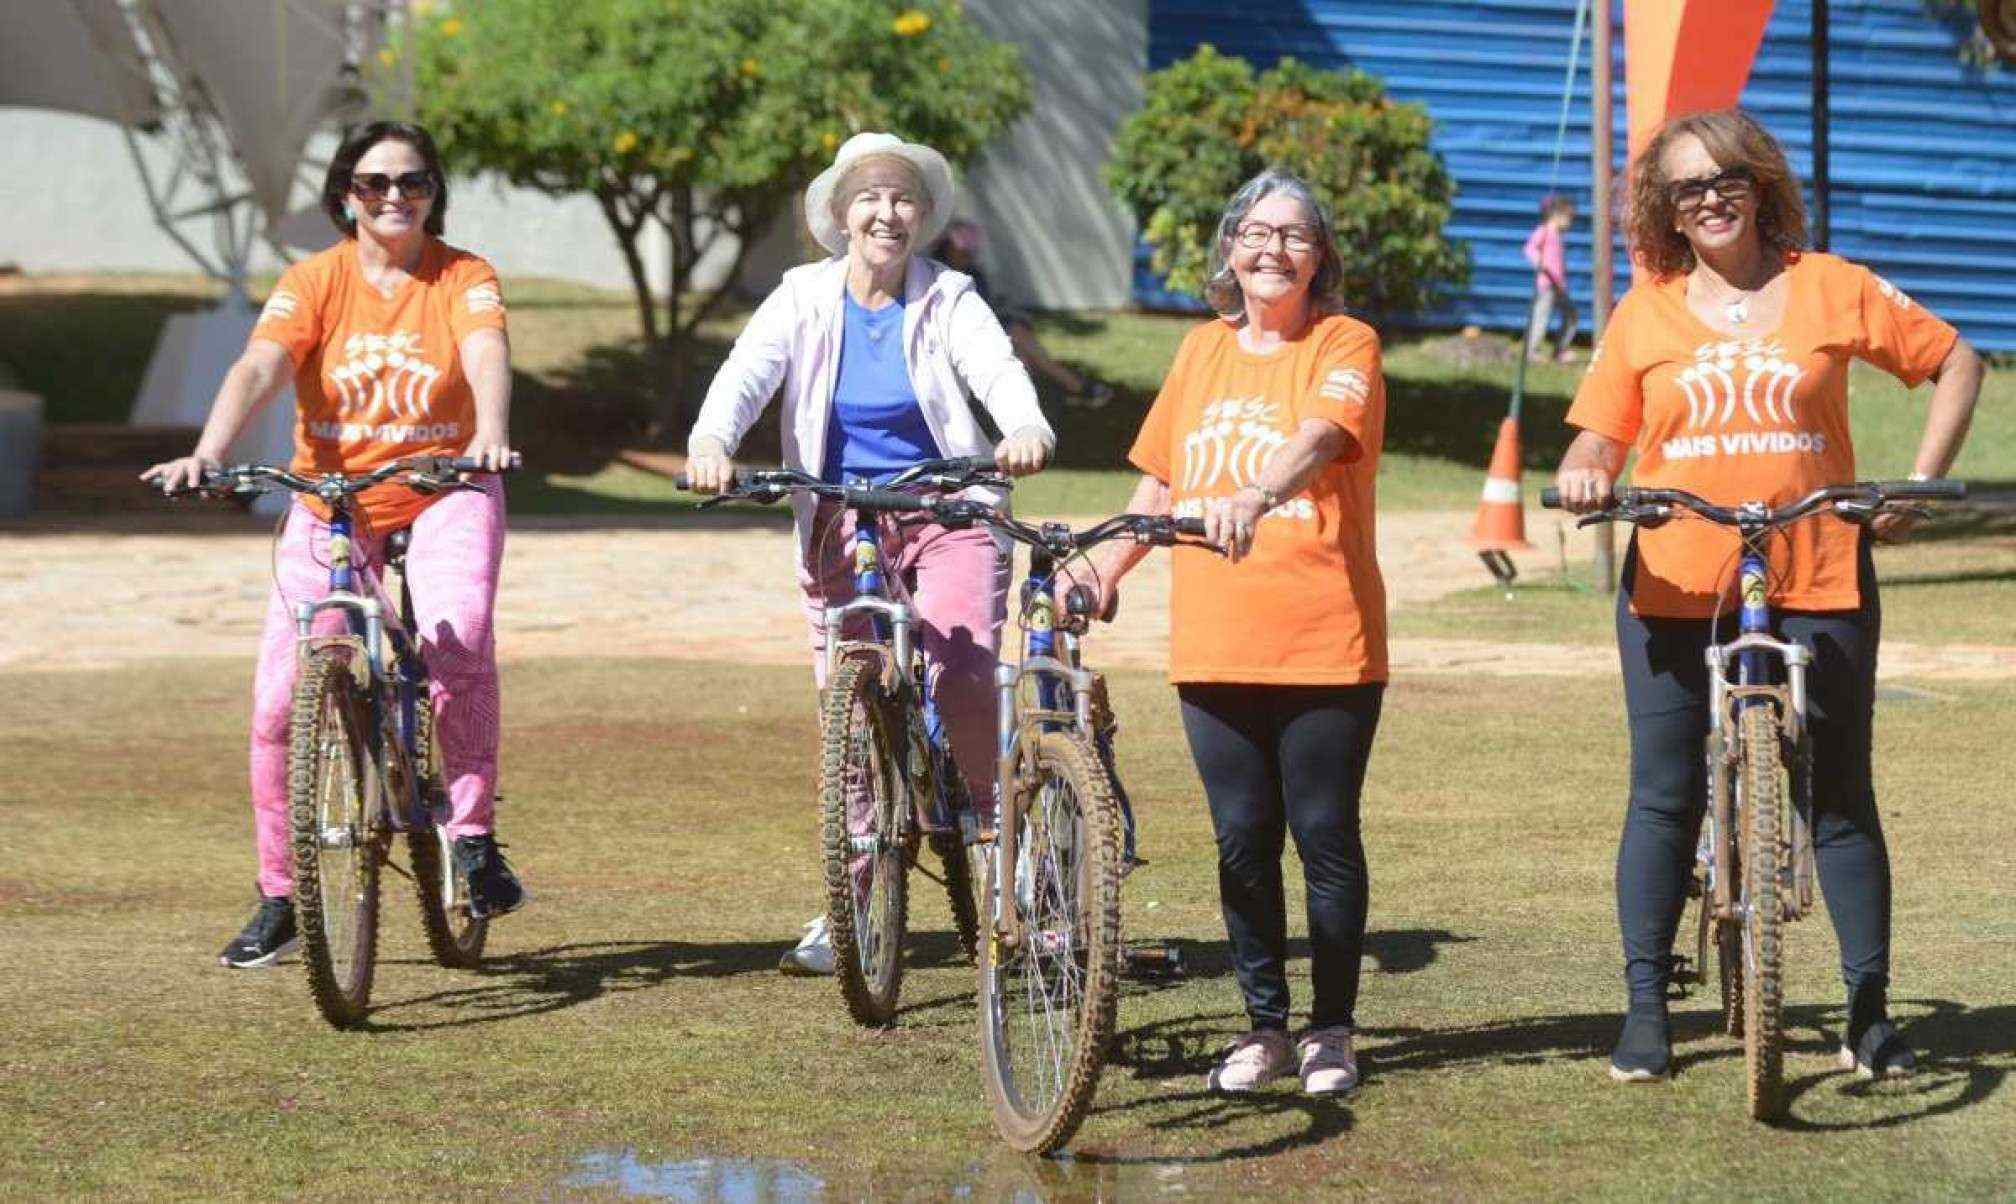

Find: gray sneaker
1207;1029;1296;1094
779;915;835;976
1297;1026;1360;1095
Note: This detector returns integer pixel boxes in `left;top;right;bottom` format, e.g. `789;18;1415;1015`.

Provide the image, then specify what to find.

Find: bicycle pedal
1121;942;1185;982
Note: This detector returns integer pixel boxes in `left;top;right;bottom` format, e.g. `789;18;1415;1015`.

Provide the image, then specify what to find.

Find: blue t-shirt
822;291;940;483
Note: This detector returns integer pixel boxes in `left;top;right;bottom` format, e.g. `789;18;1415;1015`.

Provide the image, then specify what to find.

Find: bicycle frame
1701;516;1817;925
292;502;431;832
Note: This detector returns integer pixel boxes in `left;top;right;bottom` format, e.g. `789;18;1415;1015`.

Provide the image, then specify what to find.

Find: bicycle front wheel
1737;704;1786;1121
980;732;1122;1154
408;706;487;968
819;650;910;1026
288;648;384;1028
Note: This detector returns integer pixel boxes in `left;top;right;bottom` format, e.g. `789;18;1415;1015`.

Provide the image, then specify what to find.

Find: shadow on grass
358;938;793;1031
1133;928;1477;987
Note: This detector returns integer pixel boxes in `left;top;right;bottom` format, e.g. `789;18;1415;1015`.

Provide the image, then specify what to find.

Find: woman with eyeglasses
144;121;528;968
1062;169;1388;1097
1554;108;1984;1083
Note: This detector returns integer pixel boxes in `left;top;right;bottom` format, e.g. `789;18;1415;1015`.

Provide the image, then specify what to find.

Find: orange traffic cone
1470;416;1531;552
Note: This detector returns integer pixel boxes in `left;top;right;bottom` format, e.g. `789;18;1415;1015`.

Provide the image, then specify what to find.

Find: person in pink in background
1523;194;1580;363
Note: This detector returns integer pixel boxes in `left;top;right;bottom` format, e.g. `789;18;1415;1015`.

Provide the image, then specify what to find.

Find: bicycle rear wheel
289;648;384;1028
935;771;983;963
819;650;910;1026
408;704;487;968
1737;704;1786;1121
979;732;1122;1154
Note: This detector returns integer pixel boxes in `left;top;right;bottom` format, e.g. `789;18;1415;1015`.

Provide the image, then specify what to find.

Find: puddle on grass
565;1149;1189;1201
565;1151;825;1201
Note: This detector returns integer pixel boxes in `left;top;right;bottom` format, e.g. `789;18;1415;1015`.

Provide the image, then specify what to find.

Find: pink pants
799;500;1008;810
248;481;505;898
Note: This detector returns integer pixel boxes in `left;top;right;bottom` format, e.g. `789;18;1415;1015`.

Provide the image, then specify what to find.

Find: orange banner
1624;0;1777;160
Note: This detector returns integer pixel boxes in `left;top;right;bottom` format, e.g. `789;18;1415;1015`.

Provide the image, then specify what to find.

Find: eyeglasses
1232;221;1322;253
1667;169;1754;211
349;171;438;202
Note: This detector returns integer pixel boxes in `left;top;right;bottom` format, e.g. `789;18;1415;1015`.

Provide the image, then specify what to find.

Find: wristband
1242;483;1283;511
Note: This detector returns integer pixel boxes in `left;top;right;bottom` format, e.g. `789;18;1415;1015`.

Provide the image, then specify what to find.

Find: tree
1106;47;1468;318
394;0;1029;433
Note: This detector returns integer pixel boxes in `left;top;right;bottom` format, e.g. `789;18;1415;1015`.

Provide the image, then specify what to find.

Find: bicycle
920;496;1210;1153
1543;477;1963;1120
162;455;516;1028
675;456;1006;1027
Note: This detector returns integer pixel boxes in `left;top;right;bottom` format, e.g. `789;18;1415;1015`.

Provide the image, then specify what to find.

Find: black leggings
1615;538;1889;1010
1178;683;1385;1032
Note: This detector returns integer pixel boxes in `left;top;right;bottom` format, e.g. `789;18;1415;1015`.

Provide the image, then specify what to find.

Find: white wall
0;1;1147;307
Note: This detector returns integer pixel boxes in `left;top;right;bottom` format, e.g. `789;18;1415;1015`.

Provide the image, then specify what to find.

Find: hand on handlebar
1053;561;1118;625
1870;507;1926;544
685;438;736;494
1552;466;1616;515
994;427;1051;478
140;453;221;496
461;433;517;475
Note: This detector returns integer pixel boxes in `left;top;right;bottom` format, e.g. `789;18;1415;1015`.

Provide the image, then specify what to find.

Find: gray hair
1202;169;1345;319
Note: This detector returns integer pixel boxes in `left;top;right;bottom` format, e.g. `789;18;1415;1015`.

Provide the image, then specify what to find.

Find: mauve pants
248;480;505;898
798;499;1009;810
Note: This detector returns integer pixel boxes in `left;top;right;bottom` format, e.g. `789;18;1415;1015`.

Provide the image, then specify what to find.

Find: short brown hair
322;121;448;238
1628;108;1807;278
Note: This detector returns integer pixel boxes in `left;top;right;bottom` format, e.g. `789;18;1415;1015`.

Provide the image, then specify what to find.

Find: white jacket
690;254;1053;552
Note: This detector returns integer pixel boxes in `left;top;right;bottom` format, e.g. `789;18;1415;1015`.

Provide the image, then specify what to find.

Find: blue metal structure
1144;0;2016;351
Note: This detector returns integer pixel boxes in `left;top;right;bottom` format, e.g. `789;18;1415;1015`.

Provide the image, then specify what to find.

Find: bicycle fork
1700;545;1819;924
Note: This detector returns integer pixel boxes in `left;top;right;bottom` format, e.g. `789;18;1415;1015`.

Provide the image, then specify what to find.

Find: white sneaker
1206;1030;1296;1094
1297;1026;1360;1096
778;915;835;976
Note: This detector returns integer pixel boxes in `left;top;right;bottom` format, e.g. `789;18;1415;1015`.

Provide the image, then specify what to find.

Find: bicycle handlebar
675;468;934;513
157;453;520;499
1538;479;1964;529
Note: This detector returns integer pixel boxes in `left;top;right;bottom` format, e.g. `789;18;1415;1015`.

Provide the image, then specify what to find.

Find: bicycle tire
289;648;384;1028
979;731;1123;1154
1737;704;1786;1121
933;766;983;963
407;702;487;969
820;650;910;1026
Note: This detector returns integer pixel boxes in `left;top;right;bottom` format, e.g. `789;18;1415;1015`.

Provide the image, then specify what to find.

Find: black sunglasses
349;170;438;202
1667;168;1754;211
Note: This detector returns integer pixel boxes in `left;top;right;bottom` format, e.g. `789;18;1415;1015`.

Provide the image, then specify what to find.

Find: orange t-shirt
253;238;508;532
1568;253;1957;619
1128;313;1388;685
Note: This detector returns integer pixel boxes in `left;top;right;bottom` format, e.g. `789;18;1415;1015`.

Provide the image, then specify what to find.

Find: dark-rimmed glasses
349;171;438;202
1232;221;1322;253
1668;169;1754;211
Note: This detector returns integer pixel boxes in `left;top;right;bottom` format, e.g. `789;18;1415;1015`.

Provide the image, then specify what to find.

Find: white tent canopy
0;0;160;125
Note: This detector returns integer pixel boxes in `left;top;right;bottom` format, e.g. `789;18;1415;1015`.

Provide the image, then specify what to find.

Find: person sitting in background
1523;194;1580;363
931;219;1114;409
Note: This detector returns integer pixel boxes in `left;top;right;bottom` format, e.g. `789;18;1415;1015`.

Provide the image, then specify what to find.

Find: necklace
1724;295;1750;325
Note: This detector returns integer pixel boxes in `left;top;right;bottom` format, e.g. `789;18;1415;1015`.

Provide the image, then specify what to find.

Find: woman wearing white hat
687;132;1055;974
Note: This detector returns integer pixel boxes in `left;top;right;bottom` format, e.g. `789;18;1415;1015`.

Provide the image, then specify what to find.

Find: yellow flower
821;131;840;152
613;130;640;154
892;9;932;37
550;100;569;116
740;57;761;78
377;46;397;67
411;0;438;14
439;17;463;37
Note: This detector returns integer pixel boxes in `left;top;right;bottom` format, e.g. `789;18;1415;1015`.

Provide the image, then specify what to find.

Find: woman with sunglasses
1554;108;1984;1083
144;121;528;968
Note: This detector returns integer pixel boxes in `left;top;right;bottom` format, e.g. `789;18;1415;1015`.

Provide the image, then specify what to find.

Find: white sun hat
803;131;955;256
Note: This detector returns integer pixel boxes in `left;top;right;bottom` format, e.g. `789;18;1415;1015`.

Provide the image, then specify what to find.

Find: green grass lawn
4;657;2013;1199
11;274;2007;518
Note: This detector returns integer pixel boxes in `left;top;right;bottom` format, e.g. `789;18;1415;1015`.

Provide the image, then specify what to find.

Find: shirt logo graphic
326;330;442;418
1320;368;1369;406
1674;339;1805;430
1180;396;1287;492
1872;275;1914;311
258;291;298;325
464;282;504;315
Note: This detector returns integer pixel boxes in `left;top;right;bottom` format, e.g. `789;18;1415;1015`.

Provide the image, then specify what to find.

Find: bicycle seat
384;527;412;566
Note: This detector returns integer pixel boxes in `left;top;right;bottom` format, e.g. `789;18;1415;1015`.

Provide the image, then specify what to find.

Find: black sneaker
1840;1020;1917;1079
219;896;298;968
453;834;526;919
1608;1008;1672;1083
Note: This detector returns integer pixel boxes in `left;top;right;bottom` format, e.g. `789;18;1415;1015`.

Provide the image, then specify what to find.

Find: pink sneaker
1206;1029;1295;1094
1297;1026;1359;1095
